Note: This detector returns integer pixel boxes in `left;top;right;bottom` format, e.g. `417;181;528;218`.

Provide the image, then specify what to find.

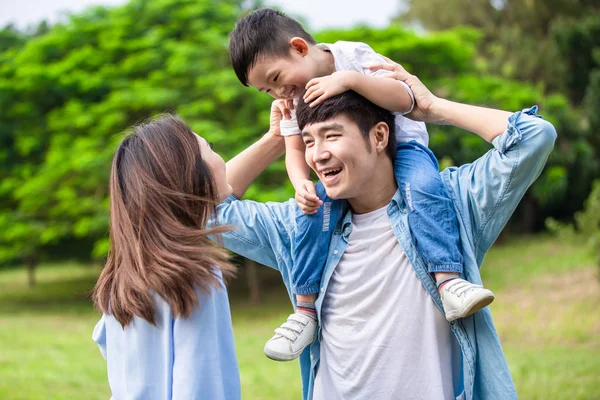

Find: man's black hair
228;8;316;86
297;90;397;162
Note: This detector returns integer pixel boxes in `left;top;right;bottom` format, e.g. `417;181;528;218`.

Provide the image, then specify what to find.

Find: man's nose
312;143;331;163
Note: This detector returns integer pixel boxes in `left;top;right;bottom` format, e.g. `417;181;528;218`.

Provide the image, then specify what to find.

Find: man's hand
368;58;442;124
295;179;322;214
269;99;295;136
303;71;355;108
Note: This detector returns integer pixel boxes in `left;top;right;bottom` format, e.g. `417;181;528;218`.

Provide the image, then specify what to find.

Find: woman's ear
290;37;310;56
372;122;390;154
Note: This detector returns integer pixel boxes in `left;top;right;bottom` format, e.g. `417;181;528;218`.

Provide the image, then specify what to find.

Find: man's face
246;50;317;100
302;115;378;200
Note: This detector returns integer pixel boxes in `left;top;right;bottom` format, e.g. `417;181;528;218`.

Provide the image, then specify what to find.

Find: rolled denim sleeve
442;106;557;262
212;195;295;270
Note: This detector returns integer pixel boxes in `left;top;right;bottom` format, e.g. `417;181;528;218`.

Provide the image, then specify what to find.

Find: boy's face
247;48;318;100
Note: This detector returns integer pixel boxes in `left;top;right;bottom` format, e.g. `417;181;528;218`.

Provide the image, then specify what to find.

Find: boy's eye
209;142;214;149
273;73;279;82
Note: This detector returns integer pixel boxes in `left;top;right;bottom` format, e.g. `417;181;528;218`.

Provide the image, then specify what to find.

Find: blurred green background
0;0;599;398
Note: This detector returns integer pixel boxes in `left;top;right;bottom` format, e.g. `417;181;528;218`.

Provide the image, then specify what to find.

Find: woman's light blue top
92;277;240;400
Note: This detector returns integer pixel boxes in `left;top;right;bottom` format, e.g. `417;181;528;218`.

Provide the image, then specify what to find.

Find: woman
92;115;244;399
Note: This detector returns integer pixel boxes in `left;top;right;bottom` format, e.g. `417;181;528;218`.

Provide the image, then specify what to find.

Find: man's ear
290;37;310;56
372;122;390;154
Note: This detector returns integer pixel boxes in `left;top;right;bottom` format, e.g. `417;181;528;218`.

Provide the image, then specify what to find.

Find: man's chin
322;186;343;200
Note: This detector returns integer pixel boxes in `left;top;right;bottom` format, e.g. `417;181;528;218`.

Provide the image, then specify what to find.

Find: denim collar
335;189;405;239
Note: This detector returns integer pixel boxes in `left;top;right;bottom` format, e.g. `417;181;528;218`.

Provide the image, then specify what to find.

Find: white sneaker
440;278;495;322
264;312;317;361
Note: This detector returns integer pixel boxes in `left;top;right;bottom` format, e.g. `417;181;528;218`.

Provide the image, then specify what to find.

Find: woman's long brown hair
93;114;235;326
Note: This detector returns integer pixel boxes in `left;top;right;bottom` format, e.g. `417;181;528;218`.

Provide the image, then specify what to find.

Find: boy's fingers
306;89;324;104
276;102;291;119
296;192;318;206
304;91;321;104
303;85;318;99
302;207;318;215
304;183;317;195
309;93;327;107
305;78;319;89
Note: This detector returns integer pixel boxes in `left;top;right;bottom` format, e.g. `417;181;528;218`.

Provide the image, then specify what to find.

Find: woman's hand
368;57;443;124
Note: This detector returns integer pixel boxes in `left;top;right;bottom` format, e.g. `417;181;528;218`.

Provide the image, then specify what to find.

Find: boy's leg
264;182;345;361
395;141;494;321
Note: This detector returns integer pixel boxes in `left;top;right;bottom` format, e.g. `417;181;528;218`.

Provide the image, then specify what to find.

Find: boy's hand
304;71;356;108
269;99;295;136
295;179;322;214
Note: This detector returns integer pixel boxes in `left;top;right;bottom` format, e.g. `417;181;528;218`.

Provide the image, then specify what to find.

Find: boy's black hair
296;91;397;162
228;8;316;86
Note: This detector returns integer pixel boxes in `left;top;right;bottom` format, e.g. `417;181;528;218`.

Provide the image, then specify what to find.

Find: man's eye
326;134;339;139
304;141;314;147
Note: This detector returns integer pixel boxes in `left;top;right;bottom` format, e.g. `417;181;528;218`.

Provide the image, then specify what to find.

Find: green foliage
0;0;594;265
316;25;481;82
547;180;600;268
553;14;600;104
397;0;600;227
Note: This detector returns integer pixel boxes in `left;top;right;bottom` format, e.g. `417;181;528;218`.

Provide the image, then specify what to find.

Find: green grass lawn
0;236;598;399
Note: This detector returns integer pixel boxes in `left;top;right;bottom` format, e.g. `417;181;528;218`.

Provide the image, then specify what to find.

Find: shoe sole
446;291;495;322
263;346;304;362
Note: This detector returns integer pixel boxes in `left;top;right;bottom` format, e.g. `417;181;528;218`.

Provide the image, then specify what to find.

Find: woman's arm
226;101;286;199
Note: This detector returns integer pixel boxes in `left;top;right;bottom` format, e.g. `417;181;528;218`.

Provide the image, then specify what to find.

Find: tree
397;0;600;94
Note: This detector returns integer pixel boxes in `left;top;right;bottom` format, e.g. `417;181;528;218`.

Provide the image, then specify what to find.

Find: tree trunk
520;194;538;234
245;258;261;304
25;253;39;288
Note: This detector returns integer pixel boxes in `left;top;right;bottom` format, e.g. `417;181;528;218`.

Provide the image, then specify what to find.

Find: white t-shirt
280;41;429;147
313;206;457;400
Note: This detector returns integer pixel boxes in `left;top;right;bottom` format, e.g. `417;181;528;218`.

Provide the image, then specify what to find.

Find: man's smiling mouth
322;168;342;177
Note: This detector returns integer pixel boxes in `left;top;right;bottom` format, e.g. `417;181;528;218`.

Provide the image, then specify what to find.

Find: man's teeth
324;168;342;176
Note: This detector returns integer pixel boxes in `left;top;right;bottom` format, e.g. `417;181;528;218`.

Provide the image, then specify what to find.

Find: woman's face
195;134;232;202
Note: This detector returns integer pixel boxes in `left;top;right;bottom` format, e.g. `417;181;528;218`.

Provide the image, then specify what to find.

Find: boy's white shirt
280;41;429;147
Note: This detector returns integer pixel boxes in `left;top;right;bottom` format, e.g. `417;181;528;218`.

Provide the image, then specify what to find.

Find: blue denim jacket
215;107;556;400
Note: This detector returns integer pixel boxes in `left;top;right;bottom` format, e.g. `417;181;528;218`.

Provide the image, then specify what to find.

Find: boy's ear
372;122;390;154
290;37;310;56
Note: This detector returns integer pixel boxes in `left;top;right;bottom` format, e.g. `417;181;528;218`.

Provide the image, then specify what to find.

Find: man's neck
349;176;397;215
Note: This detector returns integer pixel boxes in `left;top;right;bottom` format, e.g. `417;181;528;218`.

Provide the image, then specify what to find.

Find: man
217;62;556;399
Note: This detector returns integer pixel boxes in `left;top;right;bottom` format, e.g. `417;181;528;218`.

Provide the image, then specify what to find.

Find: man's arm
442;106;556;260
368;59;506;143
215;196;295;269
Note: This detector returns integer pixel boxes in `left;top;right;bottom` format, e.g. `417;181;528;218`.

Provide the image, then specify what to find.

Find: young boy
228;8;495;362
